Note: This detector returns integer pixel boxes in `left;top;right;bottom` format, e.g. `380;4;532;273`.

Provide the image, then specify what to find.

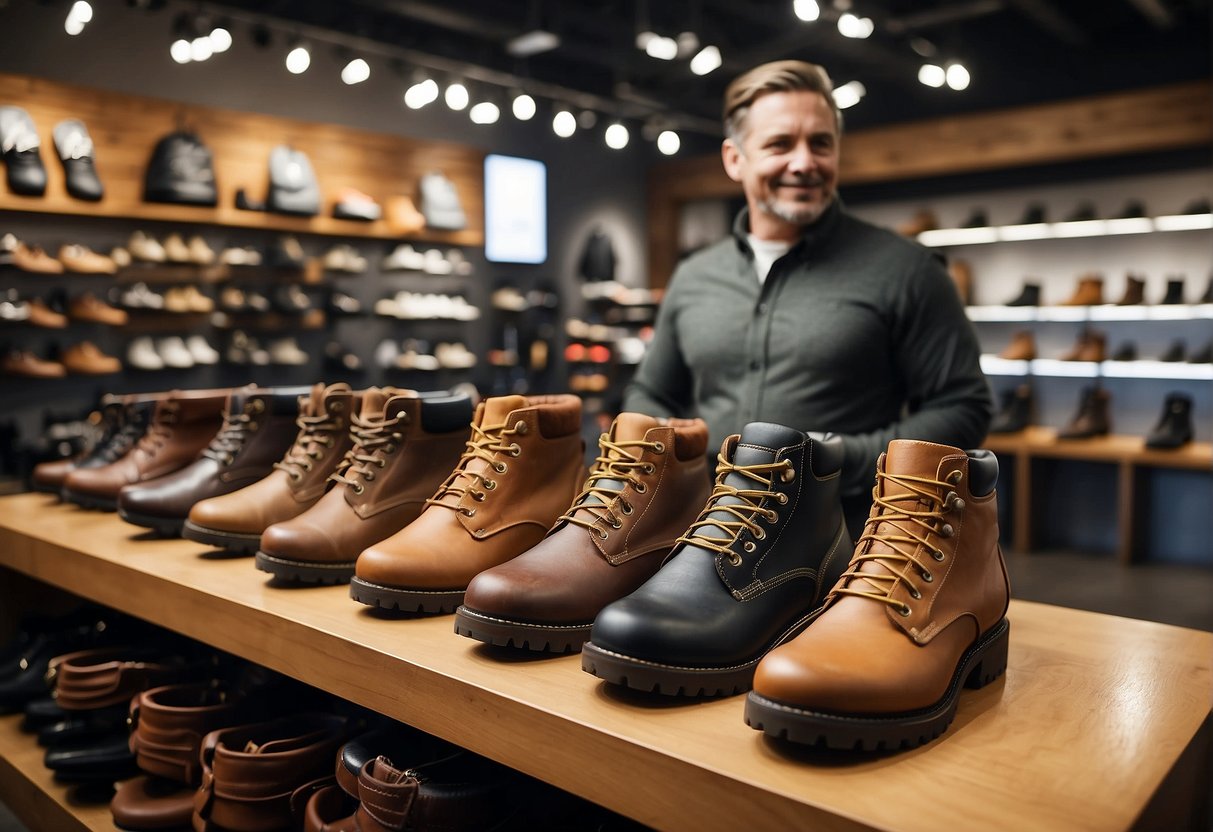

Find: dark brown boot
1115;274;1146;305
1060;329;1105;362
1057;386;1111;439
999;330;1036;361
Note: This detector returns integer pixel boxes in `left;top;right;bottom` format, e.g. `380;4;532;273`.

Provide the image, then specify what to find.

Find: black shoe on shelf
988;384;1033;434
53;119;104;201
961;208;989;228
234;188;266;211
1005;282;1041;307
1118;200;1146;219
1110;342;1137;362
1159;277;1186;305
0;106;48;196
1064;202;1098;222
1145;393;1194;450
1188;341;1213;364
1017;203;1046;225
1198;275;1213;305
1159;340;1186;362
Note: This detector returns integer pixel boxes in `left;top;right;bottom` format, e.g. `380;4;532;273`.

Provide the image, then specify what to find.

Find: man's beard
758;187;833;227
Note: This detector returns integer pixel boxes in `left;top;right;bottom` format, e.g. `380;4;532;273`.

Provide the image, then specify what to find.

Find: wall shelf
968;304;1213;323
917;213;1213;248
980;355;1213;381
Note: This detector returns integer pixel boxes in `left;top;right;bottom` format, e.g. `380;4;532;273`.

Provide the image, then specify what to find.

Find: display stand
0;493;1209;832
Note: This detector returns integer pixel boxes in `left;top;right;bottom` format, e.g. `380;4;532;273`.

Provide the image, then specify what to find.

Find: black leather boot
1189;341;1213;364
581;423;851;697
53;119;104;201
1005;282;1041;307
988;384;1033;434
1200;275;1213;304
0;106;47;196
1057;387;1111;440
1110;342;1137;362
1159;340;1186;362
1160;277;1185;304
1145;393;1194;450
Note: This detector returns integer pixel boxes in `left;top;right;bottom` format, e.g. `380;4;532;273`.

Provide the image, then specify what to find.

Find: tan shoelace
832;469;963;616
425;418;527;518
676;450;794;567
328;410;408;495
559;434;664;539
201;403;260;465
273;409;341;482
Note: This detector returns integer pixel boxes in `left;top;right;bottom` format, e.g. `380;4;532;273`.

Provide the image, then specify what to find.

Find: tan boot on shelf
454;412;711;653
998;330;1036;361
163;233;191;263
350;394;586;614
1059;274;1104;306
69;292;128;326
947;259;973;305
13;243;63;274
26;297;68;328
1;349;66;377
254;388;474;584
745;440;1010;750
1059;328;1106;362
61;341;121;374
183;384;362;553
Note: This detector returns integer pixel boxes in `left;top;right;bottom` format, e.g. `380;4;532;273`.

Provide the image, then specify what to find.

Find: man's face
722;90;839;240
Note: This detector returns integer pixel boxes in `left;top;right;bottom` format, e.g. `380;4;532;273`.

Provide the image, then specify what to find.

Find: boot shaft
127;389;231;480
202;386;313;482
1160;277;1186;304
988;384;1032;434
1060;274;1103;306
1145;393;1194;449
274;383;361;501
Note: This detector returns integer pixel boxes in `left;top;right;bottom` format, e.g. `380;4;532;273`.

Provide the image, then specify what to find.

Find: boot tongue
359;388;389;419
480;394;529;426
881;439;955;498
695;423;805;546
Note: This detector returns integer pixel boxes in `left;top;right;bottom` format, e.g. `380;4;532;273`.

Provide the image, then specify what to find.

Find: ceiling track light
946;62;971;90
689;44;721;76
469;100;500;124
605;122;629;150
832;80;866;109
341;57;370;85
445;81;469;110
404;76;439;109
552;109;576;138
837;12;874;38
64;0;92;35
511;91;537;120
285;42;311;74
793;0;820;22
656;129;680;155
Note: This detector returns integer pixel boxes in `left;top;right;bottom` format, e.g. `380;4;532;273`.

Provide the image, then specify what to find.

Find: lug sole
182;520;260;554
453;606;590;654
60;488;116;512
348;577;463;614
743;618;1010;751
580;608;822;698
255;552;355;585
116;506;184;537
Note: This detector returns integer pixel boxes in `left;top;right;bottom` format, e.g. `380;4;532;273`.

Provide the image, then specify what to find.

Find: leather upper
588;423;851;667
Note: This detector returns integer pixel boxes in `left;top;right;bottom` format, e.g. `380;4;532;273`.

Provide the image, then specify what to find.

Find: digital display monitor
484;154;547;264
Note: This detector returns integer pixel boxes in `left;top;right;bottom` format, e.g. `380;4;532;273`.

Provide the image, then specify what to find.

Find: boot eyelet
780;468;796;483
509;443;522;457
248;422;259;431
931;549;945;561
462;508;477;518
377;458;387;468
898;604;912;617
909;588;922;599
610;518;622;529
634;482;647;494
384;444;396;454
366;472;377;482
643;463;655;474
290;472;301;482
473;528;487;537
729;553;743;566
473;492;485;502
620;502;633;515
251;400;265;412
743;541;756;553
597;528;609;540
765;509;778;523
940;524;954;538
301;461;312;471
947;470;963;485
483;479;497;490
753;528;766;540
922;570;933;583
653;441;665;453
352;484;364;495
514;420;528;435
775;493;788;504
494;462;508;474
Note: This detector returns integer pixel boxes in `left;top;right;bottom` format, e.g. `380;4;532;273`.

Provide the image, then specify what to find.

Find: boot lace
328;410;408;495
425;417;528;518
832;469;964;616
273;408;342;482
676;449;794;567
559;434;664;539
96;414;148;463
201;404;259;465
136;402;179;456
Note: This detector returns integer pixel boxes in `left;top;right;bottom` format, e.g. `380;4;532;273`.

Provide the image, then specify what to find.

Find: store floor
0;551;1210;832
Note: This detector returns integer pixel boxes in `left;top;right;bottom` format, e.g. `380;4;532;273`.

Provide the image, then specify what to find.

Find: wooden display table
983;427;1213;563
0;493;1209;832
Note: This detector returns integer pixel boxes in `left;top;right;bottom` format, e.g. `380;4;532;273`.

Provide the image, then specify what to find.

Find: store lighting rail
919;213;1213;247
967;304;1213;323
980;355;1213;380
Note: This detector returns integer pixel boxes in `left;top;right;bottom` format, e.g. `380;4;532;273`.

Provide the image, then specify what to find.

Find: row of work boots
988;384;1195;448
1003;274;1212;307
999;329;1213;364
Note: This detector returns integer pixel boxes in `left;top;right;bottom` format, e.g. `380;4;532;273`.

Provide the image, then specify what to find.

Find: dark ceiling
207;0;1211;136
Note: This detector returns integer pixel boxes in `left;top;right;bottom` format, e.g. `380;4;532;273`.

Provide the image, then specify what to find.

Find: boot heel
964;620;1009;689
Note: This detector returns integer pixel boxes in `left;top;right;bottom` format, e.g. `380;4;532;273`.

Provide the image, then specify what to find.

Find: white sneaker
374;338;400;368
128;231;166;263
436;342;477;369
382;244;425;271
491;287;528;311
269;337;309;366
398;340;439;371
157;336;195;368
446;249;473;275
127;336;163;370
121;282;164;310
422;248;453;275
186;335;220;365
187;235;215;265
163;233;191;263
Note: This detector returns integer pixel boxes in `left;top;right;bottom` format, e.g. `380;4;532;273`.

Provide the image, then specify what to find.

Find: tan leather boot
350;394;586;614
184;384;361;553
1059;274;1103;306
746;440;1010;749
946;259;972;305
998;330;1036;361
254;388;473;584
62;389;229;510
454;412;710;652
1060;328;1106;362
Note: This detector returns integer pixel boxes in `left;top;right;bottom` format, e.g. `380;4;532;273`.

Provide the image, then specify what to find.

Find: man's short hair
723;60;840;142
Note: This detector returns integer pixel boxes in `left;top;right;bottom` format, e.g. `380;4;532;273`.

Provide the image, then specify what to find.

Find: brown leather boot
1060;328;1106;362
117;386;309;537
946;258;972;305
454;412;710;653
254;388;474;584
350;394;586;614
0;349;65;377
69;292;129;325
1057;386;1111;439
1116;274;1145;306
62;341;122;374
998;330;1036;361
61;389;230;510
745;440;1010;750
32;394;161;493
1059;274;1104;306
183;384;361;553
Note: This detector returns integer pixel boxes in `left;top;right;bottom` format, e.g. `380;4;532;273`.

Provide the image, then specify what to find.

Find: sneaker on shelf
219;286;246;311
1;348;66;377
59;244;117;275
435;341;477;369
446;295;480;321
275;285;312;312
244;290;272;313
397;339;439;371
163;232;191;263
446;248;473;275
109;246;132;268
614;336;648;365
229;331;270;366
322;244;368;274
187;235;215;265
422;248;453;275
13;243;63;274
269;336;309;365
331;188;382;222
327;291;362;315
186;334;220;365
372;294;401;317
121;282;165;310
491;287;528;312
125;336;162;368
0;290;30;321
268;235;306;269
181;285;214;313
374;338;400;368
157;336;195;368
128;230;166;263
382;243;425;271
0;232;17;265
163;287;191;313
219;246;263;267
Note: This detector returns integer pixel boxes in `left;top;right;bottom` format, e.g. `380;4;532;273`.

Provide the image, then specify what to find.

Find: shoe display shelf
914;210;1213;249
1;492;1211;832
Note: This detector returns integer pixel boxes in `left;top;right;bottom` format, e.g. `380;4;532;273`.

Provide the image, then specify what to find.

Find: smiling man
623;60;992;538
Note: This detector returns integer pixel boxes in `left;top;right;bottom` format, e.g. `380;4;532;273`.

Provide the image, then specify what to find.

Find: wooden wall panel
647;80;1213;287
0;73;484;244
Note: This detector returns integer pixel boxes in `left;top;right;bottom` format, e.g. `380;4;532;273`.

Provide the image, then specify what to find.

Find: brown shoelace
201;404;259;465
328;410;408;495
559;434;664;539
425;417;527;518
136;402;179;456
273;409;342;482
